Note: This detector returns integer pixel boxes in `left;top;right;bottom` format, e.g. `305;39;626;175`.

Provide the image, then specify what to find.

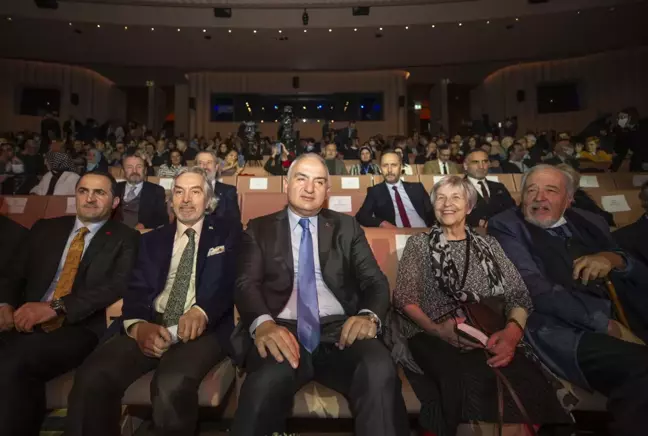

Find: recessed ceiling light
405;26;409;30
203;29;207;33
304;29;307;33
278;30;282;33
577;10;581;15
354;28;358;32
328;28;332;32
177;28;181;32
515;17;519;21
7;17;12;22
486;20;490;24
253;29;257;33
379;27;383;31
458;22;463;26
228;29;232;33
124;26;128;30
151;27;155;31
69;22;72;26
431;24;436;28
97;24;101;28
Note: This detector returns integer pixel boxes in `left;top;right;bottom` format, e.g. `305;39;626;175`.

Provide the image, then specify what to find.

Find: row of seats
43;228;607;434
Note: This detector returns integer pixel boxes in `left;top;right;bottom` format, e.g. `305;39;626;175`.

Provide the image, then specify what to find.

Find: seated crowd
0;112;647;436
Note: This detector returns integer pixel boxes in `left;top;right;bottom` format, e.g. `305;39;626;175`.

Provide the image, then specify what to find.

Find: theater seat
240;192;288;226
0;195;48;228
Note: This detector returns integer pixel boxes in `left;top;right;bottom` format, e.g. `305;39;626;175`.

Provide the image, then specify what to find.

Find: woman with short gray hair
392;175;569;435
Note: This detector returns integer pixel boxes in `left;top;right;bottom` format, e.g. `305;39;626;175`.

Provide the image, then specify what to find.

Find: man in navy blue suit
66;167;242;436
195;150;241;222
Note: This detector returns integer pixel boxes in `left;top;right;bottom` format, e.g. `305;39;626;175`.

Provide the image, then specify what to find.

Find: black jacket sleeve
355;187;384;228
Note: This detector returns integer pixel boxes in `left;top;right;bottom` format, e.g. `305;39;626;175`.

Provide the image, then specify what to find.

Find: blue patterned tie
297;218;320;353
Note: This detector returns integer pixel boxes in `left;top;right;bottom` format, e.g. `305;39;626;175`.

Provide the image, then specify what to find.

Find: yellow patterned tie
42;227;90;332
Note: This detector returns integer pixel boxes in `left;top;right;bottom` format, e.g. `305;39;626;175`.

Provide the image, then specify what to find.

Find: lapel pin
106;231;111;235
209;225;214;230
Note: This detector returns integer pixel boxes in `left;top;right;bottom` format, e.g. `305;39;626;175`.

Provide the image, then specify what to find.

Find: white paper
579;175;600;188
486;175;500;183
167;325;180;345
6;197;27;214
395;234;413;260
328;196;353;213
158;178;173;190
66;197;76;214
341;177;360;190
632;175;648;187
601;195;631;213
249;177;268;190
433;175;447;184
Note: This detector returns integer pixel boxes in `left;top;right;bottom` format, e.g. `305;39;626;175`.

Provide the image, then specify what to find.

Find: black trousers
65;330;225;436
231;321;410;436
0;326;98;436
577;332;648;436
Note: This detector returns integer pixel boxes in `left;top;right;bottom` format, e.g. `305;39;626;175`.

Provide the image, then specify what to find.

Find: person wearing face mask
0;157;39;195
489;165;648;436
611;108;646;172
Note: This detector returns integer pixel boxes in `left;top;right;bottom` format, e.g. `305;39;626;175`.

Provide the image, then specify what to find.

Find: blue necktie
297;218;320;353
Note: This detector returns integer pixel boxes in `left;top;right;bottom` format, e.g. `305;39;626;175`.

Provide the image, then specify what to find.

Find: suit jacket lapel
79;220;114;272
318;209;334;273
195;218;214;287
275;209;294;278
380;183;396;223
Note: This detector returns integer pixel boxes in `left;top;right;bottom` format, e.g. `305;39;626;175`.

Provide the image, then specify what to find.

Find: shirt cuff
358;309;382;332
250;314;274;338
123;319;146;339
507;307;528;330
192;305;209;323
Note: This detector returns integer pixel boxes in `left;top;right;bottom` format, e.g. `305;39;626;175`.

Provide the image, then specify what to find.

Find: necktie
297;218;320;353
392;186;412;228
478;181;490;202
443;163;448;175
42;227;89;332
550;225;570;240
162;228;197;327
125;185;137;202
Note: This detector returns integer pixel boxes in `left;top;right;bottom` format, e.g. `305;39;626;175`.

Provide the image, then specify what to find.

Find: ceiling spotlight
124;26;128;30
458;22;463;27
379;27;383;31
302;9;309;26
304;29;307;33
515;17;519;21
405;26;409;30
202;29;207;33
278;30;282;33
97;24;101;28
253;29;257;33
228;29;232;33
302;119;307;122
577;10;581;15
354;28;358;32
431;24;436;28
151;27;155;31
177;28;181;32
69;22;72;26
328;28;332;32
486;20;490;24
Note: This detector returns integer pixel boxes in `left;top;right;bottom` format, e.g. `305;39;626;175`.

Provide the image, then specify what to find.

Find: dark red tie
478;181;490;202
392;186;411;228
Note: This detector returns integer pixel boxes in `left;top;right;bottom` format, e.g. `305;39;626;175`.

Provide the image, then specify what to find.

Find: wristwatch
50;298;67;317
362;312;380;327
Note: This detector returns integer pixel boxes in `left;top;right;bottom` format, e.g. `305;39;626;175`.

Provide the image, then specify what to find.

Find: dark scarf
427;225;506;303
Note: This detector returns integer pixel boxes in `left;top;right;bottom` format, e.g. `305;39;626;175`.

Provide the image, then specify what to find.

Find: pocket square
207;246;225;257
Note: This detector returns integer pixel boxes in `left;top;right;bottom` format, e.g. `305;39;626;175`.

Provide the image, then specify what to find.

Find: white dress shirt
41;218;107;302
467;176;490;198
124;218;207;333
509;159;529;173
124;181;144;201
438;160;450;175
249;208;379;336
386;180;427;228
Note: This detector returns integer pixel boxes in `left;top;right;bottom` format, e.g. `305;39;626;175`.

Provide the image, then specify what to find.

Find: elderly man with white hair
489;164;648;436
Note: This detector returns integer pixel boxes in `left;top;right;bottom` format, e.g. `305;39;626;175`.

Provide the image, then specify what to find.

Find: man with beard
115;154;168;230
489;165;648;436
0;171;139;435
195;151;240;222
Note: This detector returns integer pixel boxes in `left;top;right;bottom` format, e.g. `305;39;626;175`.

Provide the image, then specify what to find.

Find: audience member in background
579;137;612;163
544;140;579;170
19;139;45;176
520;135;544;168
611;108;645;172
449;142;464;164
196;151;240;222
221;149;243;177
598;126;615;153
323;143;348;175
557;164;616;227
30;152;80;196
392;136;412;166
414;141;437;164
500;143;530;174
338;120;358;149
480;141;502;174
488;165;648;436
614;181;648;268
500;136;514;156
0;214;28;277
393;176;570;436
231;153;409;436
67;168;241;436
176;138;197;163
0;171;139;436
0;142;15;174
115;154;169;231
84;148;108;174
423;144;461;175
393;147;414;175
463;150;516;229
489;139;506;160
356;151;433;228
0;156;39;195
217;142;230;161
342;138;360;160
153;139;169;167
349;146;381;175
264;142;292;176
109;141;126;166
157;150;186;178
40;112;61;152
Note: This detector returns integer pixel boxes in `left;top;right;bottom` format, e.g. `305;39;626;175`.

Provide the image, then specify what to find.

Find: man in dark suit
356;150;434;228
195;151;241;221
231;153;409;436
66;167;242;436
115;154;169;230
463;150;516;228
544;140;579;170
0;214;28;278
500;143;530;174
614;181;648;267
0;171;139;436
488;165;648;436
337;120;358;149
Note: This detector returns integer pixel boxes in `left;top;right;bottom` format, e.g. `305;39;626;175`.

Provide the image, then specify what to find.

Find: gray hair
520;164;575;201
171;166;218;214
196;150;221;179
286;153;330;183
430;175;478;211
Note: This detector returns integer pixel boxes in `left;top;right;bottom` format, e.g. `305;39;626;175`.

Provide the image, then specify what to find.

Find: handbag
451;236;538;436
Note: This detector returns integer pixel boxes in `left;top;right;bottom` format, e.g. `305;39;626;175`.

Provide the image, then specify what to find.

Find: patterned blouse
393;233;532;339
157;164;185;178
